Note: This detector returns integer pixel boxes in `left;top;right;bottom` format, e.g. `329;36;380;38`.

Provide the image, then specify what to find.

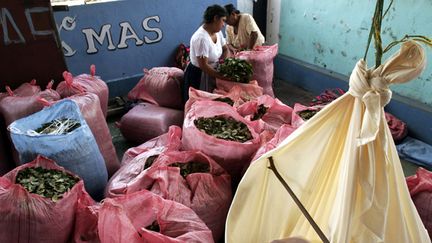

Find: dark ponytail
203;4;228;24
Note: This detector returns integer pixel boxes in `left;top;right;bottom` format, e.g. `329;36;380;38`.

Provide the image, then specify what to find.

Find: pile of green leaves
218;58;253;83
145;221;160;232
169;161;210;178
297;110;319;121
35;118;81;135
252;104;268;121
15;167;79;202
213;97;234;106
194;115;252;142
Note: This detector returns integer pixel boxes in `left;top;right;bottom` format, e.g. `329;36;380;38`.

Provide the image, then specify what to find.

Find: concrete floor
107;79;419;176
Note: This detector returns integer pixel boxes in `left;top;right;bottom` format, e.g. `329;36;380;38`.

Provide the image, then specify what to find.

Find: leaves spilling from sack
213;97;234;106
170;161;210;178
194;115;252;142
252;104;268;120
218;58;253;83
35;118;81;135
297;109;319;121
16;167;79;202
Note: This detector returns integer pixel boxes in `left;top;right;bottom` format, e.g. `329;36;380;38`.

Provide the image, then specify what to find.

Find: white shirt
190;26;226;68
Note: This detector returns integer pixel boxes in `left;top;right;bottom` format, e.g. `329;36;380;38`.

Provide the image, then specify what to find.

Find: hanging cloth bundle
225;41;430;243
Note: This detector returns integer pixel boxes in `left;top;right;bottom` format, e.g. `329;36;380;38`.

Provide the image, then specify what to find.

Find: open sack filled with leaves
237;95;293;133
57;65;109;117
8;99;108;200
184;87;243;114
98;190;214;243
0;155;94;243
119;150;232;241
214;79;263;102
235;44;278;97
182;100;260;180
291;103;322;128
217;57;253;83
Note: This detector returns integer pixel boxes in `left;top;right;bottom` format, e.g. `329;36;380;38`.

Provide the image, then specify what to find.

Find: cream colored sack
226;41;430;243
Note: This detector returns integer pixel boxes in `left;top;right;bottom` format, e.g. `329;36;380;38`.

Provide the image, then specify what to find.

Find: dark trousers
182;63;202;104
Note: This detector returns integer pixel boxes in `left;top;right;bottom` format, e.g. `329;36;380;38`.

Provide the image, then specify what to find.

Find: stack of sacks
120;67;185;143
108;148;232;242
235;44;278;97
0;81;60;167
56;65;109;117
0;155;95;243
74;190;214;243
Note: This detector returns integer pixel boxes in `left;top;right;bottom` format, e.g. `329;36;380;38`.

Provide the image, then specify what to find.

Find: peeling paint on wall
279;0;432;105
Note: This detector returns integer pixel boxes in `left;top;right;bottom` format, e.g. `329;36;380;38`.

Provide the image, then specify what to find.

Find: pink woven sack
236;44;278;97
406;167;432;239
182;100;260;180
237;95;293;132
214;79;263;102
128;67;184;110
121;125;182;165
117;102;184;144
56;65;109;117
98;190;214;243
0;155;92;243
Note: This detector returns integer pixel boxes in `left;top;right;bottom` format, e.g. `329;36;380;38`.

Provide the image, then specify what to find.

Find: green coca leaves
194;115;252;143
218;58;253;83
169;161;210;178
15;167;79;202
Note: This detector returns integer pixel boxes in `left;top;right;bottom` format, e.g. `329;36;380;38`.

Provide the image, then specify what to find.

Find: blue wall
54;0;231;97
278;0;432;106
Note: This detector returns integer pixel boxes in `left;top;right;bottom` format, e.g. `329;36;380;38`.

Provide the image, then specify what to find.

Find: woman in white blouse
183;5;230;102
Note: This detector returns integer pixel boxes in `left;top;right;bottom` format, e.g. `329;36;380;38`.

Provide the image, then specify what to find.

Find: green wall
279;0;432;106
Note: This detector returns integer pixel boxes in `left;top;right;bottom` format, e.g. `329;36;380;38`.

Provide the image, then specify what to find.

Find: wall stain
290;9;295;14
330;48;334;54
313;42;324;55
341;51;347;57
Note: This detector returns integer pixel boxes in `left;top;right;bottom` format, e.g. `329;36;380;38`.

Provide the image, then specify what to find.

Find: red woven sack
406;167;432;239
67;93;120;177
237;94;293;133
385;112;408;143
182;100;260;180
56;65;109;117
128;67;184;110
142;151;232;241
118;102;184;144
0;82;61;165
98;190;214;243
121;125;182;165
0;155;92;243
214;79;263;102
235;44;278;97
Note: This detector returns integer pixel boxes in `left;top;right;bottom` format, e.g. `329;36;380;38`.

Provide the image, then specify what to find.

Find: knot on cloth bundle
348;41;426;145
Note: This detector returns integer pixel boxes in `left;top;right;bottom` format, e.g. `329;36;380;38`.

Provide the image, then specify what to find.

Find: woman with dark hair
224;3;265;52
182;4;230;102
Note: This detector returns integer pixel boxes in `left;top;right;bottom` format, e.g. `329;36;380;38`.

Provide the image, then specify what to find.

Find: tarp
226;41;430;243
